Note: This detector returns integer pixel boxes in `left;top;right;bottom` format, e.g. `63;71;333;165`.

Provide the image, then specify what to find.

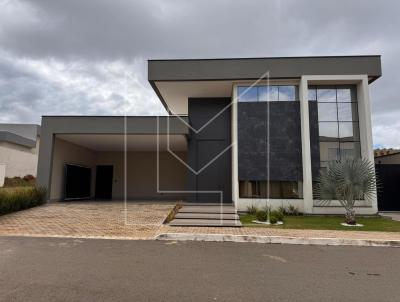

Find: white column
357;76;378;213
231;85;239;207
299;77;314;213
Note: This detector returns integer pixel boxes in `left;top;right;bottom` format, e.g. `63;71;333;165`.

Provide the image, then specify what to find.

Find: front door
196;140;229;203
95;165;113;200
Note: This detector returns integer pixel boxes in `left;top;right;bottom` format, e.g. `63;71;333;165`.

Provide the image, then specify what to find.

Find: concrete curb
156;233;400;248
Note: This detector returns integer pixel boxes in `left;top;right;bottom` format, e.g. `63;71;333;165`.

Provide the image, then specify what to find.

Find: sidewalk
156;225;400;247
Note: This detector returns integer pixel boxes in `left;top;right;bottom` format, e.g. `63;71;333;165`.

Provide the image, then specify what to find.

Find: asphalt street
0;236;399;301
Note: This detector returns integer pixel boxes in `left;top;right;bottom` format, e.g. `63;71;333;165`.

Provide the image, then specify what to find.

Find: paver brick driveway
0;202;175;239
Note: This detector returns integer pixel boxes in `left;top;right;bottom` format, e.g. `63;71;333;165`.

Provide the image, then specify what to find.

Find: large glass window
239;180;303;199
238;85;298;102
309;85;360;168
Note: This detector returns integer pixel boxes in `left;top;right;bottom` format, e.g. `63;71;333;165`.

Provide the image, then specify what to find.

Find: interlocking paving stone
0;202;174;240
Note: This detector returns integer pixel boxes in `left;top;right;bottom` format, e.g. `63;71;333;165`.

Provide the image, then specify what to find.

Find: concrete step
174;213;239;220
179;206;236;214
169;218;242;227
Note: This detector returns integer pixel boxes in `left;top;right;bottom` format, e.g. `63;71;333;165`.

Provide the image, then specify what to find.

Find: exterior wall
233;75;377;215
237;101;302;181
49;137;187;201
302;75;377;215
96;151;187;200
187;98;232;203
375;153;400;164
0;137;40;178
50;138;97;201
236;198;305;213
37;116;189;200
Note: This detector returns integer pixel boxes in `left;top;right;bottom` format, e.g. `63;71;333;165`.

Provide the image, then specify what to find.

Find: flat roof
148;55;382;114
149;55;381;82
0;131;36;148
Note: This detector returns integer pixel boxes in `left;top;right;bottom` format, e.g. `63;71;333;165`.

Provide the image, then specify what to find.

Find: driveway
0;202;174;239
1;236;400;302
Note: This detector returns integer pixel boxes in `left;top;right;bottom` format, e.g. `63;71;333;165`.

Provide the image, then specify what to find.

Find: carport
37;116;189;202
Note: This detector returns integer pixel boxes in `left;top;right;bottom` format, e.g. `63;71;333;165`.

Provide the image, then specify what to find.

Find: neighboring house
375;151;400;211
0;124;41;186
374;148;400;158
37;55;381;215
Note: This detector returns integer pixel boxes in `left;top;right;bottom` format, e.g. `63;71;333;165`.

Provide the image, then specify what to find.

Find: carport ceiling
57;134;187;151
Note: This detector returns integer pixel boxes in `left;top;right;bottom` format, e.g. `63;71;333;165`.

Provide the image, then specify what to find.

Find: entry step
174;213;239;220
169;204;242;227
178;206;236;214
169;219;241;227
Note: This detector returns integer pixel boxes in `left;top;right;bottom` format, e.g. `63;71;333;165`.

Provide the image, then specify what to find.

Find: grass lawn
240;214;400;232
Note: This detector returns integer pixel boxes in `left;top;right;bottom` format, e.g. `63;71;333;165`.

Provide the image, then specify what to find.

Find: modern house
0;124;41;186
37;56;381;215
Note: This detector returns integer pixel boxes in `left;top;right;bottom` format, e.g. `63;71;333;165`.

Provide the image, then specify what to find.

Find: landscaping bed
0;186;46;216
240;214;400;232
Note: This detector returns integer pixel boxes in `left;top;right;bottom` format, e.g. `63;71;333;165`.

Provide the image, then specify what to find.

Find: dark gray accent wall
238;102;302;181
187;98;232;203
309;102;321;177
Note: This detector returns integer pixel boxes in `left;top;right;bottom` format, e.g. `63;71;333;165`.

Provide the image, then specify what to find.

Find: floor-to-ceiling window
308;85;361;170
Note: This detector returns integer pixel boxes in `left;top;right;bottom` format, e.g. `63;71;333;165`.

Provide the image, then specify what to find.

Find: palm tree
314;158;377;225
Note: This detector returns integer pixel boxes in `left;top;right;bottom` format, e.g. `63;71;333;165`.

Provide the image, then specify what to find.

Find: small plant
314;158;377;225
269;215;278;224
278;205;288;215
255;210;268;222
270;210;284;222
287;205;301;216
164;202;183;223
246;204;258;215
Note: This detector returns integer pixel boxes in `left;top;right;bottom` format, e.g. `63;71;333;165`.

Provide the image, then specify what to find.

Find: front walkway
1;203;400;244
0;202;175;239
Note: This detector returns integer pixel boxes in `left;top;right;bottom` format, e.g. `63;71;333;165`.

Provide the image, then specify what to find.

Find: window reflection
238;85;297;102
338;103;358;121
336;87;353;102
319;122;339;140
317;88;336;102
318;103;337;121
278;86;296;101
239;180;302;199
237;86;257;102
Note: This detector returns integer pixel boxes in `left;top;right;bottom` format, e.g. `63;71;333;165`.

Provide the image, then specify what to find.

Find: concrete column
299;77;314;213
36;120;55;201
231;85;239;207
357;76;378;213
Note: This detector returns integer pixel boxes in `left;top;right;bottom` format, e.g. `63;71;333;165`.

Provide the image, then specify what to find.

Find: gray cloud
0;0;399;147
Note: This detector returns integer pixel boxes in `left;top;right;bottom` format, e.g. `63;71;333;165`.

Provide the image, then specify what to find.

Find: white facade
232;75;378;215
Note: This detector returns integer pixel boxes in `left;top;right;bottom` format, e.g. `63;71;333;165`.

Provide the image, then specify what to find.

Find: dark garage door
376;164;400;211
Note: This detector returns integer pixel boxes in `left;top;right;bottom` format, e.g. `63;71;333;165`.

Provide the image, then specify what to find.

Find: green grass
240;214;400;232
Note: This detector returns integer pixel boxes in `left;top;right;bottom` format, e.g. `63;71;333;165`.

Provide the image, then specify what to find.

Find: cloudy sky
0;0;399;147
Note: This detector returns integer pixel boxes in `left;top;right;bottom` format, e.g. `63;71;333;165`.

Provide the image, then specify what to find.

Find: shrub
255;210;268;222
269;215;278;224
247;204;258;215
287;205;302;216
0;186;46;216
278;205;288;216
4;175;36;187
270;210;284;222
